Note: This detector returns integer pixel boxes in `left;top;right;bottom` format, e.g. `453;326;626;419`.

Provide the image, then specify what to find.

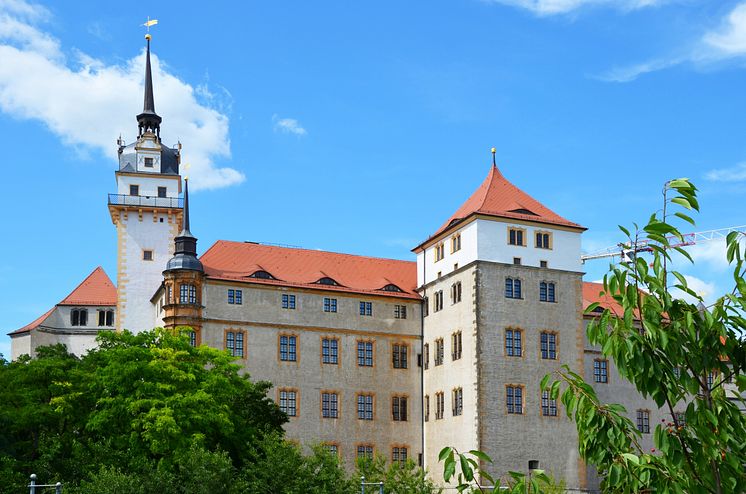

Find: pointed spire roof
136;35;162;138
165;179;204;272
415;159;584;251
180;178;193;237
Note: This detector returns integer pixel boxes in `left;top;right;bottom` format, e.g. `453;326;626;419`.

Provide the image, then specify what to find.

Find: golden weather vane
142;16;158;39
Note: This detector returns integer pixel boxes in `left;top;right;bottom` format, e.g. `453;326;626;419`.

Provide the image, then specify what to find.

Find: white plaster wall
54;305;116;330
116;174;179;198
10;334;31;360
476;219;582;273
417;221;479;286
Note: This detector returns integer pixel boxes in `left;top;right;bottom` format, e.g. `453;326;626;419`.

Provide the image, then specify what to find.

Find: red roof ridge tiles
58;266;117;306
415;164;585;250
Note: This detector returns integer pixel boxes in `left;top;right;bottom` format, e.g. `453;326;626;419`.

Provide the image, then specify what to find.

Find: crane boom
581;225;746;263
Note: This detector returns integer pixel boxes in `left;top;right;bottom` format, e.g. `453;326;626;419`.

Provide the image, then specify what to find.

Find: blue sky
1;0;745;357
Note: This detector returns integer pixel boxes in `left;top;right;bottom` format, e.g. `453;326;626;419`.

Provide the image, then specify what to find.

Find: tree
545;178;746;493
356;453;440;494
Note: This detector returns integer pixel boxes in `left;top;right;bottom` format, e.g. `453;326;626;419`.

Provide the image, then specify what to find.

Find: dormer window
249;270;275;280
381;284;403;292
316;277;339;286
144;157;154;167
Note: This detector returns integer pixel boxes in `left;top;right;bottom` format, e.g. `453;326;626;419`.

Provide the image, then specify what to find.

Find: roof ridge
59;266;105;304
205;240;415;264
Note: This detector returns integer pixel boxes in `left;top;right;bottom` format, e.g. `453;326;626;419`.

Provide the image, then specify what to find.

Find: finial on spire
491;147;496;167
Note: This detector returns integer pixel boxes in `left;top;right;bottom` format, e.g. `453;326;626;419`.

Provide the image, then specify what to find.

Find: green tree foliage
356;453;440;494
544;179;746;493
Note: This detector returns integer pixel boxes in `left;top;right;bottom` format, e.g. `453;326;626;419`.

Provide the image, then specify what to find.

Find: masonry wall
200;280;423;468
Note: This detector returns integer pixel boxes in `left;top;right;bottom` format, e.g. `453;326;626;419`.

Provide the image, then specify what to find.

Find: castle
8;36;670;491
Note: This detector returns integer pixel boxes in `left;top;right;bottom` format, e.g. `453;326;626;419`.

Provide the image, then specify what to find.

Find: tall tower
108;33;183;333
162;179;205;344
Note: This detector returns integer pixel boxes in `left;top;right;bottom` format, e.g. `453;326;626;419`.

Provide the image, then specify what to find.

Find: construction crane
581;225;746;263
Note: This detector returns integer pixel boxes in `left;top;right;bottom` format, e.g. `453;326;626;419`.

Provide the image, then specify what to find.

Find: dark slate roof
117;142;180;175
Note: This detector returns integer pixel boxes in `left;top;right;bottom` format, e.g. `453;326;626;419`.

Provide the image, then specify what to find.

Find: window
324;443;339;457
71;308;88;326
540;260;548;268
357;394;374;420
98;309;114;326
359;301;372;316
508;228;525;246
451;233;461;253
423;297;429;317
539;282;556;303
541;390;557;416
636;409;650;433
392;396;408;421
434;291;444;312
451;282;462;304
228;289;243;305
505;329;522;357
505;278;522;299
540;332;557;360
179;284;197;304
279;335;297;362
322;392;339;418
279;389;298;417
157;186;167;198
394;305;407;319
143;250;153;261
357;444;374;459
452;388;463;416
225;330;245;358
435;392;445;420
434;338;444;366
129;184;139;196
188;330;197;347
323;297;337;313
250;270;275;279
451;331;462;361
434;242;445;262
536;232;552;249
144;157;154;167
382;284;403;292
423;343;429;370
316;277;339;286
506;385;523;414
282;294;296;309
513;257;522;265
392;446;408;467
322;338;338;364
392;344;408;369
357;341;374;367
424;395;430;422
594;359;609;383
167;285;172;303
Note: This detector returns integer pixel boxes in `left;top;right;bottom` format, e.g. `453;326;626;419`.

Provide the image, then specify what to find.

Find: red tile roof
416;164;585;250
58;266;117;306
201;241;420;299
8;267;117;336
582;282;624;315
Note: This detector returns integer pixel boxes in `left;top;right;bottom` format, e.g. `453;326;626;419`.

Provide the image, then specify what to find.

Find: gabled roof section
8;307;55;336
582;282;623;315
415;164;585;250
58;266;117;306
201;241;419;299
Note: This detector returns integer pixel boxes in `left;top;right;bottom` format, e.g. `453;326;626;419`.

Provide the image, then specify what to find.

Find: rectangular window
105;310;114;326
129;184;139;196
357;340;374;367
322;392;339;418
541;390;557;416
392;344;408;369
188;285;196;304
394;305;407;319
392;447;408;467
435;392;445;420
188;330;197;347
323;297;337;313
423;297;429;317
280;335;297;362
636;409;650;433
144;157;154;167
423;343;429;370
540;282;556;302
424;395;430;422
452;388;463;416
434;338;444;366
282;294;296;309
540;332;557;360
451;233;461;253
359;301;372;316
143;250;153;261
505;278;522;299
392;396;408;421
279;389;297;417
434;291;444;312
167;285;172;303
434;242;445;262
536;232;551;249
356;444;374;459
505;329;522;357
157;186;167;198
451;331;462;361
357;394;374;420
594;359;609;383
322;338;338;364
228;289;234;304
513;257;522;265
506;385;523;414
540;260;548;268
508;228;525;246
235;290;242;304
225;330;245;358
98;310;106;326
325;443;339;457
451;282;462;304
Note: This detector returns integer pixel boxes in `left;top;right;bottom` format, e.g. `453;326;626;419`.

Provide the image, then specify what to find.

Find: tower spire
136;33;162;139
165;178;203;273
181;178;192;235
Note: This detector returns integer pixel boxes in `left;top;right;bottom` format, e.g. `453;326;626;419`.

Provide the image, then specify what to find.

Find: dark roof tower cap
137;35;162;139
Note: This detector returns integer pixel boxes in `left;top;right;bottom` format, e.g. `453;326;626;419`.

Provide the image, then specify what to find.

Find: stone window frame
451;331;463;361
357;339;375;367
278;387;299;418
450;233;461;253
636;409;651;433
391;444;409;467
356;392;375;421
508;226;527;247
505;328;524;358
320;336;339;365
278;333;299;363
535;230;553;250
506;384;525;415
540;389;558;418
356;443;375;459
391;394;409;422
452;387;463;416
392;342;408;369
434;242;445;262
224;328;247;359
539;330;559;360
323;442;340;458
320;389;340;419
594;358;609;384
434;391;445;420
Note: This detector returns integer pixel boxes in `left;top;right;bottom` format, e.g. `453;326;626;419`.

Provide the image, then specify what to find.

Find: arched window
316;277;339;286
381;284;403;292
249;270;275;280
71;308;88;326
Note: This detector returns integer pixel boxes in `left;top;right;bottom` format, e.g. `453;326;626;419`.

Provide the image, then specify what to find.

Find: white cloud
483;0;667;16
0;0;243;190
685;238;731;271
706;162;746;182
672;274;717;304
703;3;746;56
272;114;307;136
595;57;684;83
